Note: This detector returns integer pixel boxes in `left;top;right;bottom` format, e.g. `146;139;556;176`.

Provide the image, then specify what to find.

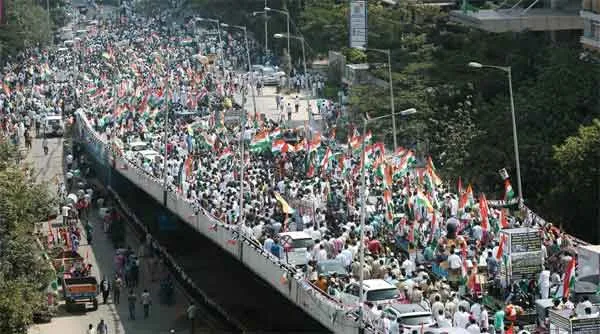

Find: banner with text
349;0;367;49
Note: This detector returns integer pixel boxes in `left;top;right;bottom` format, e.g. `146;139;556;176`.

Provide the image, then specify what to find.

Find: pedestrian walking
96;319;108;334
113;275;122;305
187;302;197;334
286;103;292;121
87;323;96;334
141;288;152;319
100;276;110;304
127;289;137;320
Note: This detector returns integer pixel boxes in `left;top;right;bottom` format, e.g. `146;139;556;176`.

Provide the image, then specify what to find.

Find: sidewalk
27;137;203;334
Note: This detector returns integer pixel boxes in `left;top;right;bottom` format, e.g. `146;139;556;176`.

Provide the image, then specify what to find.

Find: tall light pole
221;23;258;227
162;55;172;206
469;61;524;207
361;48;397;150
253;10;269;57
195;17;225;76
274;33;309;118
265;7;290;82
357;108;417;330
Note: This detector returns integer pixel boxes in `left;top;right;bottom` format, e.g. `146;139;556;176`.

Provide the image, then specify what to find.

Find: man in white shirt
453;306;469;329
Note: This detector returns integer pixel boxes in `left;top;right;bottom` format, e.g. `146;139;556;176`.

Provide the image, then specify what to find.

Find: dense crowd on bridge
0;7;595;334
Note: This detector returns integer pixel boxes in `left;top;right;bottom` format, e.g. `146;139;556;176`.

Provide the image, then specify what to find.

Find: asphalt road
25;137;220;334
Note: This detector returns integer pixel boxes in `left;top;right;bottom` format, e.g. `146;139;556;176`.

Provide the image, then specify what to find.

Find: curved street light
469;61;523;206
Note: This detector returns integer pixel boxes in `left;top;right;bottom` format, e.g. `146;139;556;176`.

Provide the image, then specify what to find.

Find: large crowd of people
0;4;596;334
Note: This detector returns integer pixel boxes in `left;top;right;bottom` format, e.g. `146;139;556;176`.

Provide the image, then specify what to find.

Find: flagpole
358;117;367;333
163;55;170;206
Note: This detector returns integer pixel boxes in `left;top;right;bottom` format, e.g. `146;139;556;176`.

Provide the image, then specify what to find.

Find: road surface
25;137;217;334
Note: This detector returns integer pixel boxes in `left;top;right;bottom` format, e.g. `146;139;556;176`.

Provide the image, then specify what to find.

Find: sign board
509;229;541;254
549;309;572;331
549;309;600;333
500;228;542;282
510;251;542;280
223;110;243;125
572;316;600;333
349;1;367;49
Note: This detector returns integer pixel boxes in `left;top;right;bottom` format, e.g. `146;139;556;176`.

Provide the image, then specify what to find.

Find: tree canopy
0;141;55;333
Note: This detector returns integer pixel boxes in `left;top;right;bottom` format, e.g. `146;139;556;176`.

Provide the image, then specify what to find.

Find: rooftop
450;8;583;32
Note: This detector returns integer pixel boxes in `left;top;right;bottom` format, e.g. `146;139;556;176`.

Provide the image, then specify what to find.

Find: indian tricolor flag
181;37;194;45
479;193;489;232
218;148;233;161
320;148;333;172
270;128;281;139
416;191;434;212
383;189;394;223
504;179;516;202
382;163;393;189
459;185;475;212
202;133;216;148
364;131;373;143
308;133;322;153
426;156;443;186
496;234;507;260
271;139;288;155
563;258;576;299
250;131;271;152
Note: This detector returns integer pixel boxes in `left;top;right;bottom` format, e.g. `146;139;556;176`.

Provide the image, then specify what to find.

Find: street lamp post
253;11;269;56
195;17;225;76
221;23;259;227
265;7;291;83
360;48;397;150
357;108;417;330
469;61;523;207
274;33;310;118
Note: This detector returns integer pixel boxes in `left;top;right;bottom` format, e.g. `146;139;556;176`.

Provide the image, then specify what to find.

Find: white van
278;231;314;267
339;279;400;306
43;115;65;137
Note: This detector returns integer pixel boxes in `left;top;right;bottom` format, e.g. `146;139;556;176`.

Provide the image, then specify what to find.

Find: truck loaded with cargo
62;276;99;312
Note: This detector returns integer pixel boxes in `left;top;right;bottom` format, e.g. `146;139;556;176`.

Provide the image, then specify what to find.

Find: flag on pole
479;193;489;232
496;234;507;260
563;258;576;299
500;208;509;229
504;179;516;202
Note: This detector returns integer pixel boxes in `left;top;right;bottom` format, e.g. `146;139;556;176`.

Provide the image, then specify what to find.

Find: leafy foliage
551;120;600;240
0;140;55;333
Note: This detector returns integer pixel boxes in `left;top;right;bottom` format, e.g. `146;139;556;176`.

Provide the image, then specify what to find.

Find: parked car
383;303;436;333
339;279;400;306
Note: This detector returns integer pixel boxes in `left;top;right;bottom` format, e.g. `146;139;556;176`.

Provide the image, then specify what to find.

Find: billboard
349;1;367;49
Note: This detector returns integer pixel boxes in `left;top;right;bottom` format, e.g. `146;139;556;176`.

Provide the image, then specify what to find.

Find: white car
124;141;150;159
383;303;436;333
339;279;400;306
43;115;65;137
278;231;314;267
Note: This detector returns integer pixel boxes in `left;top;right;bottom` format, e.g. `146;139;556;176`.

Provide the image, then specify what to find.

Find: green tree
0;140;55;333
0;0;54;56
551;119;600;241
